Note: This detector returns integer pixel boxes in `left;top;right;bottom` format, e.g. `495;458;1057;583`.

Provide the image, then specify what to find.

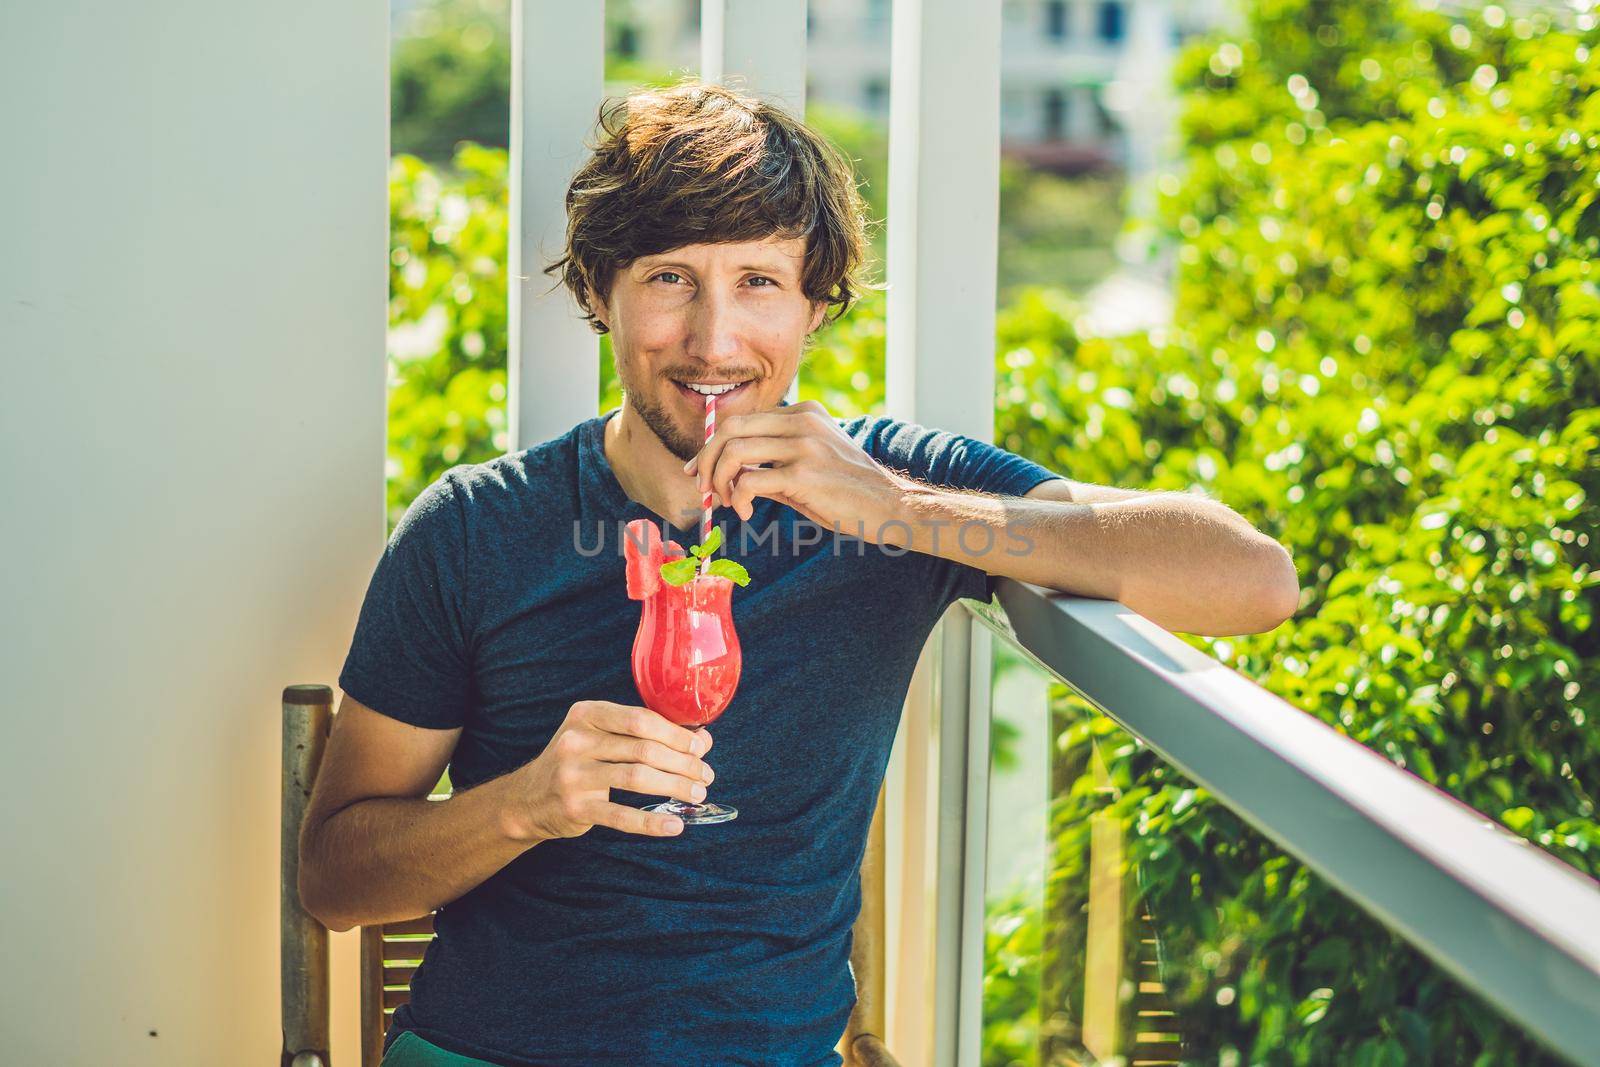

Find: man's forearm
299;771;537;932
891;485;1298;636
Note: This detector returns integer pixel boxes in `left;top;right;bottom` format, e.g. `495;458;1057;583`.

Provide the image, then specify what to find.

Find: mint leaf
699;525;723;557
658;526;747;589
705;558;750;587
659;558;698;586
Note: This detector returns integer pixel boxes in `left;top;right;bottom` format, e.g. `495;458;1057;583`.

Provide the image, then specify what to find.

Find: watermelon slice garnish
624;519;663;600
624;518;691;600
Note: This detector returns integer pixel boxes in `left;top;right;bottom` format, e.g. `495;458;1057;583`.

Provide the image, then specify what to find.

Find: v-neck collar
580;406;775;543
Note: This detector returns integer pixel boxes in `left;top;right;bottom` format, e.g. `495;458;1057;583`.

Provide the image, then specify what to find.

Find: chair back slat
358;925;385;1067
362;801;452;1057
281;685;333;1067
362;915;440;1065
384;963;420;986
842;785;898;1066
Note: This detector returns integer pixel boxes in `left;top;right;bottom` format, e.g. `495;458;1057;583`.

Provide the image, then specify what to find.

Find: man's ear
807;299;827;334
586;285;611;331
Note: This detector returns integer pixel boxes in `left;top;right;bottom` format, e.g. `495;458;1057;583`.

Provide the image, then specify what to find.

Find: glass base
645;799;738;825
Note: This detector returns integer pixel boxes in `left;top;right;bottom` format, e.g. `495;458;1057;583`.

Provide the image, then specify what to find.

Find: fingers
590;733;714;786
580;700;709;755
593;761;708;806
685;406;831;481
726;467;787;522
706;437;803;509
588;800;685;837
538;704;720;841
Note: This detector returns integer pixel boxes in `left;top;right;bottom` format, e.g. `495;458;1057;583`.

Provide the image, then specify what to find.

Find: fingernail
691;784;707;802
683;456;696;472
702;765;715;785
692;733;708;755
662;817;684;835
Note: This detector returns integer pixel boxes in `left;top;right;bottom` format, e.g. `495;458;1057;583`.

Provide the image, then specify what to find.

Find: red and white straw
700;392;715;574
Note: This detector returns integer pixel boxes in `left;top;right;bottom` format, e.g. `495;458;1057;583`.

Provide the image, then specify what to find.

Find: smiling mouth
673;379;754;402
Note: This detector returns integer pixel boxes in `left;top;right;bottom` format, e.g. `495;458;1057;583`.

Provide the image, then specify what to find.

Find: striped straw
700;391;715;575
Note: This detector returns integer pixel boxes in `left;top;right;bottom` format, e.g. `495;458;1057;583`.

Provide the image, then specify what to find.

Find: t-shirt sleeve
337;469;476;730
863;417;1066;605
869;419;1063;499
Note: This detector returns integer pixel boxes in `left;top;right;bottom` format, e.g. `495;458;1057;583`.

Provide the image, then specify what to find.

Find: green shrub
386;145;510;527
391;0;511;162
981;1;1597;1062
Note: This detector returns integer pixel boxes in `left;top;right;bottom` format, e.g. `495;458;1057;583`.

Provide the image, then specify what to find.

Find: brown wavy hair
543;79;874;336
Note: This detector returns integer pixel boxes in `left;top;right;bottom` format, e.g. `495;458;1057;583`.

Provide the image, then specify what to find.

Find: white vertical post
884;0;1003;1064
885;0;1002;439
700;0;808;115
700;0;809;406
887;623;942;1067
509;1;606;449
947;620;985;1062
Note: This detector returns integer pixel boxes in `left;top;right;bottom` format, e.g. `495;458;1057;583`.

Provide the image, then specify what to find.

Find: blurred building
625;0;1230;176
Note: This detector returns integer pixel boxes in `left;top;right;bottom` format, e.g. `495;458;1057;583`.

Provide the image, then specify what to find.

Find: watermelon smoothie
623;517;746;824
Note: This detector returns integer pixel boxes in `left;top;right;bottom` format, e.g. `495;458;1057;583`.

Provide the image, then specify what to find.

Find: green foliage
805;101;891;271
982;884;1044;1067
997;163;1125;303
980;0;1598;1062
387;145;509;528
391;0;511;162
392;0;687;163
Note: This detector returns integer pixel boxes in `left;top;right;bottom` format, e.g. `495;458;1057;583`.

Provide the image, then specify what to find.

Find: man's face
592;236;827;463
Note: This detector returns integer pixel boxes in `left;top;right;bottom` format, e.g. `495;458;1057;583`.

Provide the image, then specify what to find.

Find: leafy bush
980;0;1597;1062
391;0;512;162
996;164;1124;303
386;145;510;526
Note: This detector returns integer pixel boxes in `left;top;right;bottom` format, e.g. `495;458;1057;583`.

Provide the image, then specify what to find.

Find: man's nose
686;289;743;368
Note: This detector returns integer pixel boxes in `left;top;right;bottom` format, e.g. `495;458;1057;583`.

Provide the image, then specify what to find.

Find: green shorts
380;1030;501;1067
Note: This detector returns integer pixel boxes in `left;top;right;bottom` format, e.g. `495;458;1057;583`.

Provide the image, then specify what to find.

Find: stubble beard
621;368;702;464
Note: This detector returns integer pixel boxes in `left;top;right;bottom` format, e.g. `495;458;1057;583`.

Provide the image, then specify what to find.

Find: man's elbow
1250;538;1300;632
297;829;358;933
298;880;357;934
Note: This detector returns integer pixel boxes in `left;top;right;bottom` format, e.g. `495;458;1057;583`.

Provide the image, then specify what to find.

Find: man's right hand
503;700;715;841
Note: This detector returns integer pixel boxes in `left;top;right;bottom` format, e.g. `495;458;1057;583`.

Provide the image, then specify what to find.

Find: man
299;81;1298;1067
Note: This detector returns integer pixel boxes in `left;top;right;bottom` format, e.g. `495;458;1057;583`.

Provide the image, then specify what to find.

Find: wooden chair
280;684;899;1067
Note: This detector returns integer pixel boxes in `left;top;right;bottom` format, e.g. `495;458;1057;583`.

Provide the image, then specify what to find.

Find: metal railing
943;579;1600;1067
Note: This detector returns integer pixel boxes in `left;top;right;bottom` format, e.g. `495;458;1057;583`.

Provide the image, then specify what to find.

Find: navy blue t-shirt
338;405;1061;1067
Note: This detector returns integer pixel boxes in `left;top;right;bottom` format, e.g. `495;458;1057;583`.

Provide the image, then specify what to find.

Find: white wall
0;2;387;1063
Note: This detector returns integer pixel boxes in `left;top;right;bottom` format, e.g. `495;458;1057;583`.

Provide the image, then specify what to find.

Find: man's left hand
684;400;913;542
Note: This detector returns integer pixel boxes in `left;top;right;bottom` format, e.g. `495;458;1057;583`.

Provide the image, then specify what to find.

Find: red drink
624;518;743;824
631;572;742;728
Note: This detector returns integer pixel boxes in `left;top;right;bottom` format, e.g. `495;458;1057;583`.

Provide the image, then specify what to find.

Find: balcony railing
912;580;1600;1067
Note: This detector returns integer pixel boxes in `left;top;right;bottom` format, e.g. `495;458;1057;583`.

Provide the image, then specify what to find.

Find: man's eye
748;276;777;287
653;271;684;284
